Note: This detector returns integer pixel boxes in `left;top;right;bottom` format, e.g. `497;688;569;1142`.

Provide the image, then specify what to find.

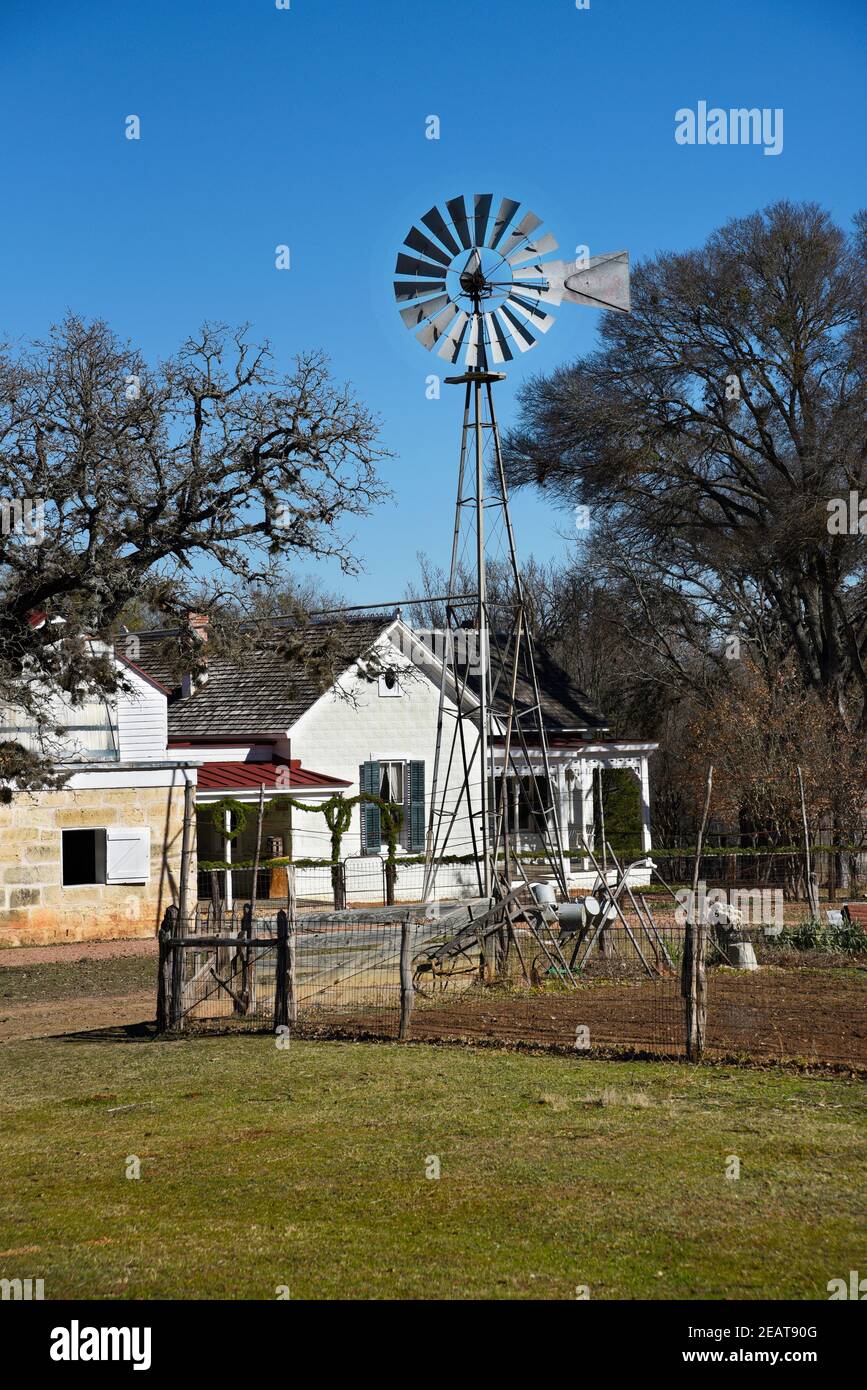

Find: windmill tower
394;194;630;901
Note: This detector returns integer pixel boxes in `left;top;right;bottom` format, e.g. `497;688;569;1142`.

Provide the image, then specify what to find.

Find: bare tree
0;315;389;788
504;201;867;730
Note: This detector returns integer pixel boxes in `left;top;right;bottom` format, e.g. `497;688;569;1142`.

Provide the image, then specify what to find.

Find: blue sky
0;0;864;605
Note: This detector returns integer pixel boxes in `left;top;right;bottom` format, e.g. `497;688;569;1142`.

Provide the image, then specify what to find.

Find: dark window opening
62;828;106;886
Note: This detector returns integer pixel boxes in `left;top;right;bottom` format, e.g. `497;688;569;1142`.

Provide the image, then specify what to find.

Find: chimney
181;611;209;697
187;612;209;642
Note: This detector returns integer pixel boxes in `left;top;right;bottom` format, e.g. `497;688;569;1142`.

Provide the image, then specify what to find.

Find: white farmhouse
133;612;657;906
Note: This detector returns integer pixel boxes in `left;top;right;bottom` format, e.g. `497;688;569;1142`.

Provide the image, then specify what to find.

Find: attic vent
378;671;402;697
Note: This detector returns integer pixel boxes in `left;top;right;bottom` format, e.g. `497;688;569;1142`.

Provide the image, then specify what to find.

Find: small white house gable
287;623;478;860
115;663;170;762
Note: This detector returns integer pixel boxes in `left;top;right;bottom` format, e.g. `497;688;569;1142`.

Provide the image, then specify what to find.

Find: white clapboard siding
116;668;169;761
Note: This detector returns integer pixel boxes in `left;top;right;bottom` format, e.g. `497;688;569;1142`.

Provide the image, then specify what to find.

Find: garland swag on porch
207;791;404;868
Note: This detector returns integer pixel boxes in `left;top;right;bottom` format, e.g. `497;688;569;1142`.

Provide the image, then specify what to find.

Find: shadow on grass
54;1019;161;1046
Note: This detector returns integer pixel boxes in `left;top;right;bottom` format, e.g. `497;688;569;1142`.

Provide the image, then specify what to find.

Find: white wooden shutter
105;826;150;884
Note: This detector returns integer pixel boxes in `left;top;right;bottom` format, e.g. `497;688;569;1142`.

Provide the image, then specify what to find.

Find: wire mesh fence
158;894;867;1068
197;856;488;911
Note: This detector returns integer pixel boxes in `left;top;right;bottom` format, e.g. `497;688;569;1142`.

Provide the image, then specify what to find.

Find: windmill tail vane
394;192;629;369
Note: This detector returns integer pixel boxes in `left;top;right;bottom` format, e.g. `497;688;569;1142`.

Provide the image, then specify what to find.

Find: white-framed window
359;759;426;854
0;693;119;762
61;826;150;886
378;761;404;808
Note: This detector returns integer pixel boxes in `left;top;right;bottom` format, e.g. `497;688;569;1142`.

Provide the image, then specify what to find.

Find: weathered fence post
385;857;396;907
683;766;713;1061
398;913;414;1040
235;902;253;1014
287;865;297;1023
274;909;289;1029
156;905;176;1033
332;862;346;910
165;904;183;1031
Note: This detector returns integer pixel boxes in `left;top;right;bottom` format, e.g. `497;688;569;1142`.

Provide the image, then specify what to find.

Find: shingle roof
133;614;608;740
489;638;608;733
135;617;391;739
440;631;608;734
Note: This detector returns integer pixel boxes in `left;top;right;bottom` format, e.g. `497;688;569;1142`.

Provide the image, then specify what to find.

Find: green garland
208;791;404;866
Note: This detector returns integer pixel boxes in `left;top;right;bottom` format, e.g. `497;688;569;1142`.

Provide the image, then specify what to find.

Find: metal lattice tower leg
423;367;569;904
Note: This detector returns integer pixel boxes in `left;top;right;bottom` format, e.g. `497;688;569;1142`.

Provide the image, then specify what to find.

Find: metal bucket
530;883;557;908
557;902;586;932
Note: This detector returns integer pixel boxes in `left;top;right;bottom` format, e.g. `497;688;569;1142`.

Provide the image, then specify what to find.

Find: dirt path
0;937;157;968
0;989;155;1042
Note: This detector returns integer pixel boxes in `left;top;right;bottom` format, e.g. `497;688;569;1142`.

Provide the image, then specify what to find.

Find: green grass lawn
0;1035;864;1300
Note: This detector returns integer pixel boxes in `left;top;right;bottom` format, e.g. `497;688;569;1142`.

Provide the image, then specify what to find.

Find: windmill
394;193;629;902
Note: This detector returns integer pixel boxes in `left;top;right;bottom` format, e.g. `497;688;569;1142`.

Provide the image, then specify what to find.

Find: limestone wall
0;784;194;947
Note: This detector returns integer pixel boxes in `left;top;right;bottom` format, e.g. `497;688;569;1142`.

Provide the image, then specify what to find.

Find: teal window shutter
409;760;425;852
360;761;381;855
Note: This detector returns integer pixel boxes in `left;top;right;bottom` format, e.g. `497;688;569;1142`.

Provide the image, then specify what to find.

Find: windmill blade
562;250;630;312
436;310;469;362
395;250;450;280
473;193;493;248
399;292;451;328
394;278;447;302
507;232;558;265
487;197;521;249
420;204;462;258
404;225;452;269
498;304;537;352
498;210;544;259
416;302;461;350
446;195;472;249
484;312;514;364
506;293;555;332
461;246;482;279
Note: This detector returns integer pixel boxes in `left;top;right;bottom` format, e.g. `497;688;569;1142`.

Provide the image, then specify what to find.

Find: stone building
0;648;197;946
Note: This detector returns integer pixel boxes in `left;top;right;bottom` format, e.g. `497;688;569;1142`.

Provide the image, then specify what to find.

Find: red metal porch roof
196;759;350;792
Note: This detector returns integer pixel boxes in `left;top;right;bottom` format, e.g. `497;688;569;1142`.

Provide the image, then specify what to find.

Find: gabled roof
132;613;608;740
134;617;391;739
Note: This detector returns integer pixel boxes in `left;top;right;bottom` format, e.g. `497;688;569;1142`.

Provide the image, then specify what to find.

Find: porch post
557;764;572;880
580;761;595;870
639;754;653;861
224;807;234;909
511;776;521;854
